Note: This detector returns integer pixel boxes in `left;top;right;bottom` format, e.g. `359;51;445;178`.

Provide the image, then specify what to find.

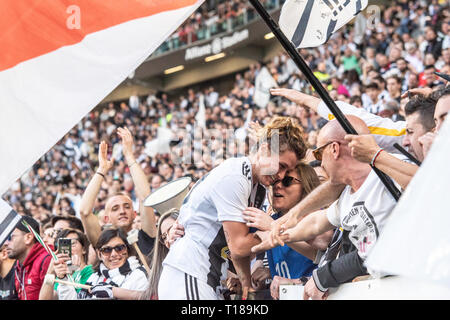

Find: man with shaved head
252;115;404;300
79;127;157;257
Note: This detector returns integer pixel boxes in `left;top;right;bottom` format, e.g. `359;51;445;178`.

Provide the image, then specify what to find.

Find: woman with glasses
55;228;147;299
244;162;333;299
39;228;93;300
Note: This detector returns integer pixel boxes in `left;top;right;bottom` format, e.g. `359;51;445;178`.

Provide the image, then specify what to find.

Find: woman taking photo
39;228;93;300
56;228;148;299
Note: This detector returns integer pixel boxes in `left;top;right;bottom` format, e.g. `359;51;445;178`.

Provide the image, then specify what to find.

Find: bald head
317;115;372;185
104;193;136;231
319;115;370;143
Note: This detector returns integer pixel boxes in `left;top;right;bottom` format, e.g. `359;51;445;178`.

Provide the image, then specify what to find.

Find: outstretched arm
268;181;345;247
118;127;156;238
270;88;321;113
253;210;335;254
79;141;114;247
345;134;418;189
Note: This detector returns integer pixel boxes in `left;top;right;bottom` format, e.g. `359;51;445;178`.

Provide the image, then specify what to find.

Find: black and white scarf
78;256;146;299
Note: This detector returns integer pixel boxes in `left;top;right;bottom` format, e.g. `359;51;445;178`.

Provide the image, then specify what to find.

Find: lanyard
15;267;27;300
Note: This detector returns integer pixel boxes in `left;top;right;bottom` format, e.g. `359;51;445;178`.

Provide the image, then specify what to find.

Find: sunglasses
312;141;340;161
99;244;127;256
272;176;302;187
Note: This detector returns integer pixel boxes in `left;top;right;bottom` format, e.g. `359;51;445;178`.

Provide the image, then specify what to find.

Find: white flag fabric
0;0;204;196
365;117;450;288
196;95;207;129
144;127;174;157
0;199;22;247
253;67;277;108
279;0;368;48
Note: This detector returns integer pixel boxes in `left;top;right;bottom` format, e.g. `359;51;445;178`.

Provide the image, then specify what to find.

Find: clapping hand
117;127;135;163
98;140;114;173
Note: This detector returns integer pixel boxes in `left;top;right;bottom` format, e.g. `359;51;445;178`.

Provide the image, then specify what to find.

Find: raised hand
344;134;380;164
117;127;135;163
53;253;71;279
400;87;433;99
269;88;319;112
98;140;114;173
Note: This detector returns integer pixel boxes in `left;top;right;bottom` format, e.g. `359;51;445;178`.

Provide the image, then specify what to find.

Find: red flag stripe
0;0;197;71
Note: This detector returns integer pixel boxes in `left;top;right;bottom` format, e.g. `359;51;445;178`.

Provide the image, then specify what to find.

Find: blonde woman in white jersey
158;117;308;300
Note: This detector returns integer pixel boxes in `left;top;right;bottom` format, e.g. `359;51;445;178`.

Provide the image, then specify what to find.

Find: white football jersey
162;157;266;294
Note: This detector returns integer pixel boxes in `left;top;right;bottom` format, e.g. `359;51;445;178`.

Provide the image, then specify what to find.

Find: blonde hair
295;161;320;200
255;116;307;160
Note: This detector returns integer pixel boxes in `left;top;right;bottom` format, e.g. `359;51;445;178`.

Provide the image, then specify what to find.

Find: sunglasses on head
272;175;302;187
99;244;127;256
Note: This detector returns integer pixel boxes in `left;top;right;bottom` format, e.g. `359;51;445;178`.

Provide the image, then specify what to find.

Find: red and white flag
0;0;204;195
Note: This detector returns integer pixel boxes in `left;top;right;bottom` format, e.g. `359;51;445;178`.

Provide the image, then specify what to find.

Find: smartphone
57;238;72;265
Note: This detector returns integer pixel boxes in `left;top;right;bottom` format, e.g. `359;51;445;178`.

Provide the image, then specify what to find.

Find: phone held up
57;238;75;271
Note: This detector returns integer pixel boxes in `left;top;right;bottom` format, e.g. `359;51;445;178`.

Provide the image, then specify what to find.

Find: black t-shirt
137;229;155;257
0;264;18;300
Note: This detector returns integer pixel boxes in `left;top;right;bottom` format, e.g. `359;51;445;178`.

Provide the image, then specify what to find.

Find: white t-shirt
326;161;403;260
317;100;406;154
162;157;266;293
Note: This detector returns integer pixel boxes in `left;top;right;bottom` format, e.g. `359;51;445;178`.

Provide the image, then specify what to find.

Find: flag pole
249;0;401;201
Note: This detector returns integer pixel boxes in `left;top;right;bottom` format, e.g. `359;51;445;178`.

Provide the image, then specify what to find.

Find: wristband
56;274;67;280
96;172;105;179
370;148;384;167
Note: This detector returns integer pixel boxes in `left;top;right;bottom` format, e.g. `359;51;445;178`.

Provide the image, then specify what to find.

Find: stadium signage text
185;29;249;61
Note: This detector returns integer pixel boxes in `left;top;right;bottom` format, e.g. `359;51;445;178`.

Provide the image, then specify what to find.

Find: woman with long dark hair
140;209;180;300
39;228;93;300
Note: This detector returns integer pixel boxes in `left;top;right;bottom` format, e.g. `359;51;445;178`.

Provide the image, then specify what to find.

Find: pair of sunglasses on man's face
99;244;127;256
272;175;302;187
312;141;341;161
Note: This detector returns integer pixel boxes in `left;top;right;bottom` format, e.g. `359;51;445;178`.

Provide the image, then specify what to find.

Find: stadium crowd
1;0;449;300
157;0;280;53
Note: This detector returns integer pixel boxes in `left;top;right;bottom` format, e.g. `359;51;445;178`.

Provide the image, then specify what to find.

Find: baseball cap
16;215;40;234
